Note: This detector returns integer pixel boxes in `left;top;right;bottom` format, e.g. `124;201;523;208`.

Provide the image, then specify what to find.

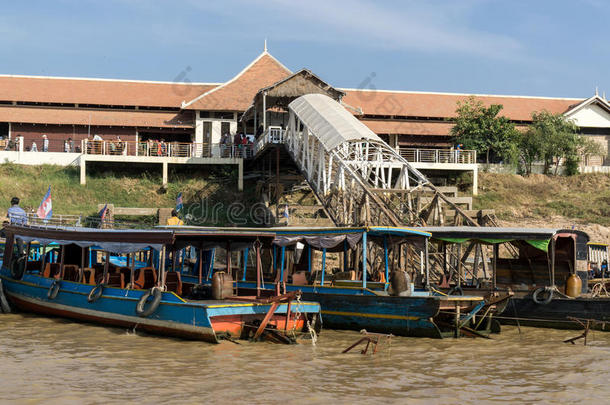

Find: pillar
79;156;86;185
472;166;478;196
162;161;168;186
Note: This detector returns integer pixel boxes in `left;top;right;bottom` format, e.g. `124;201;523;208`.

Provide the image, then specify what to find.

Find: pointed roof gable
182;51;292;111
564;94;610;128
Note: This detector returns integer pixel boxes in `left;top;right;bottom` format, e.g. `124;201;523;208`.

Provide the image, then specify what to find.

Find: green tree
522;111;605;176
451;96;519;164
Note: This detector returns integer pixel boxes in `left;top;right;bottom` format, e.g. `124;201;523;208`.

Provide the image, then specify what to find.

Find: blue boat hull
224;281;446;338
0;270;321;343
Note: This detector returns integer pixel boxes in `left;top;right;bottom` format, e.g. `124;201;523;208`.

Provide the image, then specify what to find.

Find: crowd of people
220;132;254;158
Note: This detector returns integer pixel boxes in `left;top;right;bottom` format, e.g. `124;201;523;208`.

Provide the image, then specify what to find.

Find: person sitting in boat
602;260;609;278
166;209;184;226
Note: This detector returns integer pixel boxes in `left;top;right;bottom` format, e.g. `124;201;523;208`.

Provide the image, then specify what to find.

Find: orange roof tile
0;106;193;128
343;90;582;122
361;120;454;136
0;75;218;108
183;52;292;111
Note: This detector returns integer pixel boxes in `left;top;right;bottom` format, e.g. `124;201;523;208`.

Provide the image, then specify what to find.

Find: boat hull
1;272;320;343
501;295;610;331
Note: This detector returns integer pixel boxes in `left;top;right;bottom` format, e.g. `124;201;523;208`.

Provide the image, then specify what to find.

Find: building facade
0;49;608;165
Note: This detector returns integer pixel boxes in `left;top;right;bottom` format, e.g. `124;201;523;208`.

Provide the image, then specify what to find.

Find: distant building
0;49;608;165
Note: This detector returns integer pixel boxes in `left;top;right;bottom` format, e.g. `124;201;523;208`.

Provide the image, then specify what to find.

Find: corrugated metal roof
288;94;382;151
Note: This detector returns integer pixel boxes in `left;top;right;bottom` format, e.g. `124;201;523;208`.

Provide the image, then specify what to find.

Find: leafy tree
451;96;519;164
524;111;604;176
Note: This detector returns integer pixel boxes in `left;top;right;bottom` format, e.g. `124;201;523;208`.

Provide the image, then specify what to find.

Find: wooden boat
421;226;610;331
0;224;321;343
172;226;499;339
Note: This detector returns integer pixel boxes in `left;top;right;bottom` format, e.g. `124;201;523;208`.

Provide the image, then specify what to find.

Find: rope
591;282;610;298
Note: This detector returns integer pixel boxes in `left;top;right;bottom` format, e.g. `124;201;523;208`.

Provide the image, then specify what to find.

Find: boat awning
288;94;383;151
270;226;430;251
419;227;562;252
164;226;277;251
5;225;174;253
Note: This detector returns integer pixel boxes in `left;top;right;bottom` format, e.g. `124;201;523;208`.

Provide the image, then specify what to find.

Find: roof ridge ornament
264;38;268;53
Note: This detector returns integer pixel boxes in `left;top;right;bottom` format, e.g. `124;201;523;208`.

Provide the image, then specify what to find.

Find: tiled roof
0;106;193;128
361;120;454;136
0;75;218;108
342;89;582;122
182;52;292;111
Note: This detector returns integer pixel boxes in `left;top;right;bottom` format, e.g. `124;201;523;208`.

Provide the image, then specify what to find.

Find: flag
98;203;108;222
36;186;52;219
175;192;183;212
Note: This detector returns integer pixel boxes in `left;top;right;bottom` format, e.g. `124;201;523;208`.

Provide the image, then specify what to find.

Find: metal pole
362;232;368;289
256;242;261;297
425;238;430;291
280;246;286;283
383;236;389;288
321;248;327;285
242;247;249;281
493;244;498;290
308;245;312;273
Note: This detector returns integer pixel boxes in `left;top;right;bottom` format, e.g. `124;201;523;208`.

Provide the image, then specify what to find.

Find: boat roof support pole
493;244;498;290
159;246;166;288
551;238;556;287
23;242;31;274
40;244;47;278
103;251;109;284
321;248;327;285
130;253;135;288
343;240;348;271
308;245;312;273
242;248;249;281
59;245;65;279
384;236;389;291
362;231;368;289
256;242;261;297
425;237;430;291
80;246;86;283
226;242;231;277
197;248;203;284
280;246;286;283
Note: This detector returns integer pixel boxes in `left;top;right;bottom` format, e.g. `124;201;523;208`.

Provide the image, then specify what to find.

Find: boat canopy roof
4;224;174;254
419;226;565;252
268;226;430;252
160;226;277;251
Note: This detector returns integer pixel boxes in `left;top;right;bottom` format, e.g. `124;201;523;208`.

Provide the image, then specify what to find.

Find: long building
1;49;608;166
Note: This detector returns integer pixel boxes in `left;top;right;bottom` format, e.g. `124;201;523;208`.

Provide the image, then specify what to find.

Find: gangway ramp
253;94;476;227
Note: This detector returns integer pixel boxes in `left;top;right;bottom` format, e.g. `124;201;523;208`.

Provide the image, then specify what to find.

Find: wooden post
362;232;368;289
59;245;66;279
321;248;327;285
256;242;261;297
493;244;499;290
40;244;47;277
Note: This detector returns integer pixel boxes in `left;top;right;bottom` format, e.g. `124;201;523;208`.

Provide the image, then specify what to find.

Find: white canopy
288;94;382;151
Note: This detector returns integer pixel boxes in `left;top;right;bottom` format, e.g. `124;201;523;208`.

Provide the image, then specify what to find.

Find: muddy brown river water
1;313;609;404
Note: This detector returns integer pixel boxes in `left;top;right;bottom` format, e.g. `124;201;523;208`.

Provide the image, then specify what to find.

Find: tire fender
136;287;163;317
87;283;105;303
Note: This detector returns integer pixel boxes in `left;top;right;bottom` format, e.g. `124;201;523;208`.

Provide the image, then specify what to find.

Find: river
0;313;609;404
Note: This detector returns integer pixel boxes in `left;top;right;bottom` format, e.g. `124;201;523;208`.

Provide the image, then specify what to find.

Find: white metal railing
253;126;285;156
82;140;253;159
398;148;476;164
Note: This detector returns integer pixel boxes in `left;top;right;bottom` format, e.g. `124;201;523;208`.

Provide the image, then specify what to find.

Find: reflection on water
1;313;610;404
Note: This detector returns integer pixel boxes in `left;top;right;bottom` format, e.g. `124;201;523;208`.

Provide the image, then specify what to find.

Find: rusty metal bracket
342;329;393;355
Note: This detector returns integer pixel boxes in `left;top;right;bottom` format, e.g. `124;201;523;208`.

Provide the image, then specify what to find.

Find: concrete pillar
162;161;168;186
237;160;243;191
80;156;86;185
472;166;478;196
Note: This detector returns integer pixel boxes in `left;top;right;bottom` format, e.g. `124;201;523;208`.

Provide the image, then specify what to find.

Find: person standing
31;141;38;152
42;134;49;152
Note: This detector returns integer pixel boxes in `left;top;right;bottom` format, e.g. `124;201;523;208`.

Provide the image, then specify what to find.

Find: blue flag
176;192;183;212
36;185;52;219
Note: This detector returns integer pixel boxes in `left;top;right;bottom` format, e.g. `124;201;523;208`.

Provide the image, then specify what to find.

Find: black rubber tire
10;255;26;280
532;287;553;305
87;283;104;303
47;279;61;300
136;287;163;317
448;286;464;296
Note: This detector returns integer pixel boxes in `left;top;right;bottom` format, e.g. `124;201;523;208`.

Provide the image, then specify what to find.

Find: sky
1;0;609;98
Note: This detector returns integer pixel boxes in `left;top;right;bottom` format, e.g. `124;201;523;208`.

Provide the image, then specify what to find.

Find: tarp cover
289;94;382;151
274;232;362;251
16;235;164;254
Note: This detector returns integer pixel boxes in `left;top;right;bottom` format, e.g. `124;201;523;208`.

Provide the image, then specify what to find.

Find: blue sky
1;0;608;98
